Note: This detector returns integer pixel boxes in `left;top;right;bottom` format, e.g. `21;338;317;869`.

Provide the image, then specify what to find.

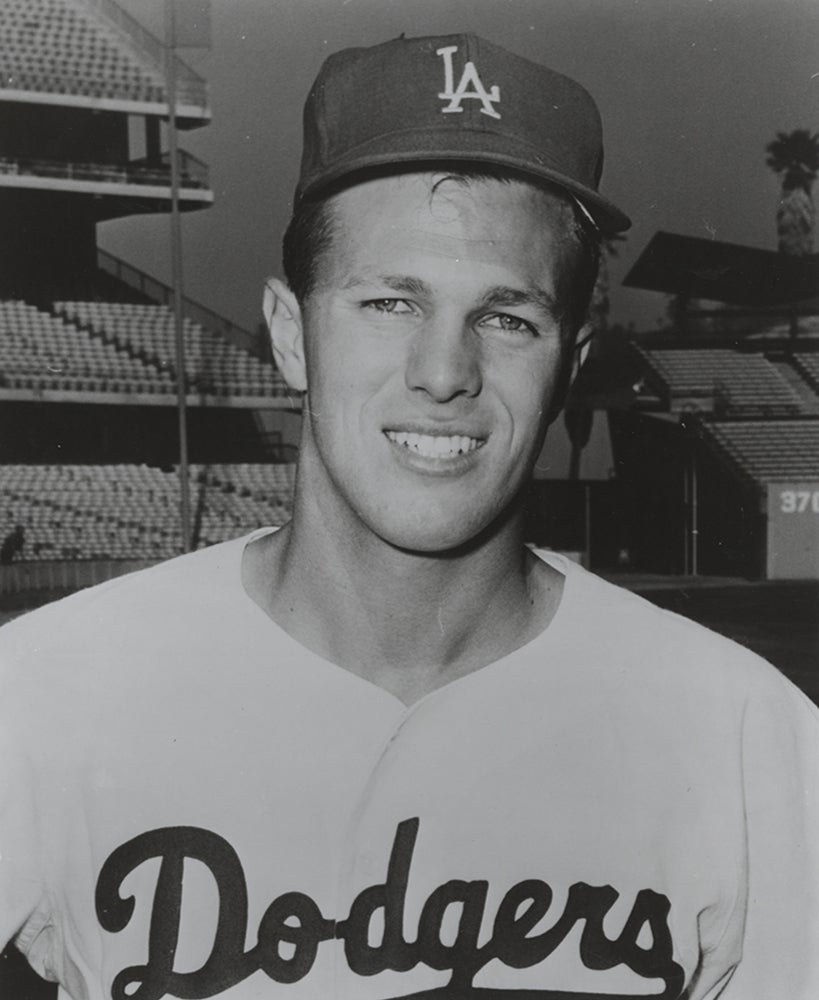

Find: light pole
164;0;191;553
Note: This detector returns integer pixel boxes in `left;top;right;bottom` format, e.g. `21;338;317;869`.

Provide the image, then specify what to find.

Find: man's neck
243;484;564;705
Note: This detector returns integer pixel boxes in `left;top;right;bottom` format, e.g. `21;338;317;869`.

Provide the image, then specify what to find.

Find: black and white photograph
0;1;817;998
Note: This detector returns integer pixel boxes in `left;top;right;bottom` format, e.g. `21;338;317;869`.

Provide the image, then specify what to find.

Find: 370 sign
779;489;819;514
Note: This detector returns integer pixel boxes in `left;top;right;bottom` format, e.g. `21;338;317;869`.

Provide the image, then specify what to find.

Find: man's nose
404;317;482;403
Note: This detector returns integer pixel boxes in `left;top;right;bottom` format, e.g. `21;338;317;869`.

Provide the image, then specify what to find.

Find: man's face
290;172;579;553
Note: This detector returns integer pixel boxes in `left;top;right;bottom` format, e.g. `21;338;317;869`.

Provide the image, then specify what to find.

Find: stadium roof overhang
0;174;212;216
624;231;819;308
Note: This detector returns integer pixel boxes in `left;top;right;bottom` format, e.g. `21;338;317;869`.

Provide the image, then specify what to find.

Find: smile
384;430;484;459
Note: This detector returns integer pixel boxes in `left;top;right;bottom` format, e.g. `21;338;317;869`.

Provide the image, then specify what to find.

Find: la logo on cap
436;45;501;119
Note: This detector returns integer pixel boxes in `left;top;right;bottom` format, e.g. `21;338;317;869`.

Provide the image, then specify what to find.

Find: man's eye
363;299;414;314
481;313;537;335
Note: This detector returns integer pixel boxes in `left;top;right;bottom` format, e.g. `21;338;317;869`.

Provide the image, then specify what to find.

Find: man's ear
263;278;307;392
574;321;594;370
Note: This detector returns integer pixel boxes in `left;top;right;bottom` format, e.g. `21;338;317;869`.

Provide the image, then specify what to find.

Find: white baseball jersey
1;529;817;999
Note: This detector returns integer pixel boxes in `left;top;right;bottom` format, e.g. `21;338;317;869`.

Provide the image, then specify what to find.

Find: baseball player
1;33;818;1000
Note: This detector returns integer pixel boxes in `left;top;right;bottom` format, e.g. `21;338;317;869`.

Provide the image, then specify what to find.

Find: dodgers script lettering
95;819;685;1000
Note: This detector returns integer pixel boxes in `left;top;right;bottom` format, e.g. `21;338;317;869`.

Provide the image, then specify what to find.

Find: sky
102;0;819;337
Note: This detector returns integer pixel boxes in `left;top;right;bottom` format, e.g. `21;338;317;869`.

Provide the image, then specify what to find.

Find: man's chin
376;507;519;560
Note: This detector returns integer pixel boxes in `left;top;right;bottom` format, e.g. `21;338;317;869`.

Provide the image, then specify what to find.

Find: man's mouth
384;430;484;459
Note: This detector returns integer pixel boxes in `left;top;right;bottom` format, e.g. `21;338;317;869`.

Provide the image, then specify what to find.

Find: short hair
281;195;336;311
282;166;602;331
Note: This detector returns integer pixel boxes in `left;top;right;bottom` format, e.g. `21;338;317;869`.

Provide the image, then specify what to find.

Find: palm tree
765;129;819;256
588;235;621;333
564;235;623;481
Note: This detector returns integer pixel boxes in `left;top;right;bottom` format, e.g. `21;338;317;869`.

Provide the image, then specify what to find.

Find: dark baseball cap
296;32;630;234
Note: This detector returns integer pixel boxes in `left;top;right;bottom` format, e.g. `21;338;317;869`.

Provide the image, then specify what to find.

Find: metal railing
129;149;210;187
97;249;261;356
0;154;209;190
161;148;209;187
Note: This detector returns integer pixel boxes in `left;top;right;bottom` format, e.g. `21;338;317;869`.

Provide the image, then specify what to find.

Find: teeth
386;431;481;458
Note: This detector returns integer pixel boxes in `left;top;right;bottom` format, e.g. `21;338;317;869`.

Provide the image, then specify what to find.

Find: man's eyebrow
340;274;432;297
339;276;564;319
477;285;564;321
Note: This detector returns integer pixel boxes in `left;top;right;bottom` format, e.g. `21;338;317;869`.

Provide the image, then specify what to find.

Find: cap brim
297;128;631;234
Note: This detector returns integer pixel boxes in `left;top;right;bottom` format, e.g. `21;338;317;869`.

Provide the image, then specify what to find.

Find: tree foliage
766;129;819;255
766;130;819;193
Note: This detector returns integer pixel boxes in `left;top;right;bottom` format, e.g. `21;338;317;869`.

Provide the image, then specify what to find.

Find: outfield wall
0;558;155;596
766;483;819;580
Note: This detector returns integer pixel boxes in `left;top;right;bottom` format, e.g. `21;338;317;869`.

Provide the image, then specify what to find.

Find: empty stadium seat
0;299;173;394
53;301;290;398
0;0;197;107
700;420;819;484
793;353;819;394
0;462;296;562
638;347;804;414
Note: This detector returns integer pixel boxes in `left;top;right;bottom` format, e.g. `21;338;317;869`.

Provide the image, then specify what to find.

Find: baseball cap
296;32;630;234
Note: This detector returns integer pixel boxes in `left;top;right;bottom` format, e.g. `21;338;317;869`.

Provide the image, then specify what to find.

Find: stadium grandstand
0;0;300;603
0;0;816;603
0;6;816;1000
614;232;819;580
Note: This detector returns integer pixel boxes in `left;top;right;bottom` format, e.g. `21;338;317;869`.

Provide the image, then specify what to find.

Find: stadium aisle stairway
0;300;174;394
0;299;291;399
794;353;819;394
53;301;290;398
